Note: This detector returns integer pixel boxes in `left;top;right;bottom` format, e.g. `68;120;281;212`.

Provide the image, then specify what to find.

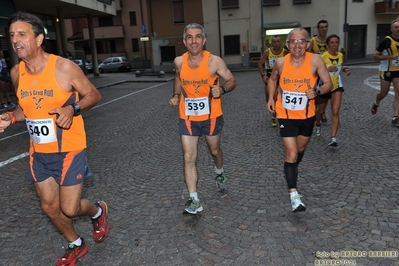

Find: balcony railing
375;0;399;15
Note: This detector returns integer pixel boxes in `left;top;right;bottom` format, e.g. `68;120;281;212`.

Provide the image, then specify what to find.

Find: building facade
66;0;152;65
4;0;399;72
199;0;399;68
1;0;116;72
140;0;399;70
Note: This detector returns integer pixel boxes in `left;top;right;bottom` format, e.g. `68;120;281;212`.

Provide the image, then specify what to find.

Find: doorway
347;25;367;59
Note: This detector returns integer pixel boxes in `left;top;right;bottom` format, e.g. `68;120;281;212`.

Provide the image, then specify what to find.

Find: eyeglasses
287;39;308;45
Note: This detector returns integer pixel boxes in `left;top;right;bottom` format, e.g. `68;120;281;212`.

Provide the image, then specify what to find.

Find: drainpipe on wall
261;0;264;53
218;0;222;58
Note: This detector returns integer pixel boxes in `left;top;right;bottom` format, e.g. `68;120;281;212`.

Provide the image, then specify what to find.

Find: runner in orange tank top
0;11;109;265
267;28;332;213
169;23;237;215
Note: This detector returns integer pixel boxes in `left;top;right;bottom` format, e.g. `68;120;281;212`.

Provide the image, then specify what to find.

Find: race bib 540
25;118;57;144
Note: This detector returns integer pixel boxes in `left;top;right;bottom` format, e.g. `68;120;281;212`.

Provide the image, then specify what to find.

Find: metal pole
140;0;147;60
218;0;222;57
344;0;348;61
261;0;264;53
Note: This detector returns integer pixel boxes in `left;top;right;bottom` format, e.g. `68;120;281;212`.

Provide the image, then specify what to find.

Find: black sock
284;162;297;189
296;152;304;166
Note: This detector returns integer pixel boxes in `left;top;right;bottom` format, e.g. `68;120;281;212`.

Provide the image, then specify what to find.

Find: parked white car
98;56;132;73
74;59;93;73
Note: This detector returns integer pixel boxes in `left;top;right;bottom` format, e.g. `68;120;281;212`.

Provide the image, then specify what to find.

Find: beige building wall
149;0;204;71
203;0;399;67
118;0;151;60
202;0;256;66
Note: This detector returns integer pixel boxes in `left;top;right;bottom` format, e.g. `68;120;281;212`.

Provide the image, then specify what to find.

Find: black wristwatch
71;103;81;116
221;85;228;94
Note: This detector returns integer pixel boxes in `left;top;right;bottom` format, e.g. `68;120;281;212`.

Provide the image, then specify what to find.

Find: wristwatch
71;103;81;116
221;85;228;94
261;73;266;77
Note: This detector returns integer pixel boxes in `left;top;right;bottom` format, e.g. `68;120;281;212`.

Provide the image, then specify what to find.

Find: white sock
189;192;198;200
70;237;82;246
92;206;102;219
214;166;223;175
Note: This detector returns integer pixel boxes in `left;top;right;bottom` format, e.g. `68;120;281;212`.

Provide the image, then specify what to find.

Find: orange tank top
276;52;317;119
17;54;86;153
179;51;222;121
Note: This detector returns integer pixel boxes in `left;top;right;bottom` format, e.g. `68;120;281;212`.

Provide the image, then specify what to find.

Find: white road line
0;152;29;167
0;131;27;142
364;75;394;95
0;83;164;168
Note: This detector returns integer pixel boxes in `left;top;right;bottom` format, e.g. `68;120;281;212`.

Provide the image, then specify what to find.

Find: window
132;38;139;52
293;0;311;4
96;40;116;53
160;46;176;62
98;16;113;27
263;0;280;6
172;0;184;24
130;12;137;26
223;35;240;56
221;0;239;9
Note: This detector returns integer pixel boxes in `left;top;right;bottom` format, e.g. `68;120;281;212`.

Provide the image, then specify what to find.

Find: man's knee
209;146;222;157
183;152;197;164
60;202;80;218
285;151;297;163
40;200;61;218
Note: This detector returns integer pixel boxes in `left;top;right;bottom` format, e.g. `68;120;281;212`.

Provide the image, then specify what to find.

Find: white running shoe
315;125;321;137
328;137;338;147
291;194;306;212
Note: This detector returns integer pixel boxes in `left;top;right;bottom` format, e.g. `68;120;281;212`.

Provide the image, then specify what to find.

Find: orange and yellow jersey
17;54;86;153
276;52;317;119
311;36;327;54
265;48;286;71
321;51;344;91
179;50;221;121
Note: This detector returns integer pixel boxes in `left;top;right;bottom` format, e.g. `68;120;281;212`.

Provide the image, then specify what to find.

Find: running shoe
315;124;321;137
321;112;327;123
92;201;110;243
184;197;203;214
215;173;227;191
56;239;88;266
328;137;338;147
392;117;399;127
371;103;379;115
291;194;306;212
271;118;278;127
